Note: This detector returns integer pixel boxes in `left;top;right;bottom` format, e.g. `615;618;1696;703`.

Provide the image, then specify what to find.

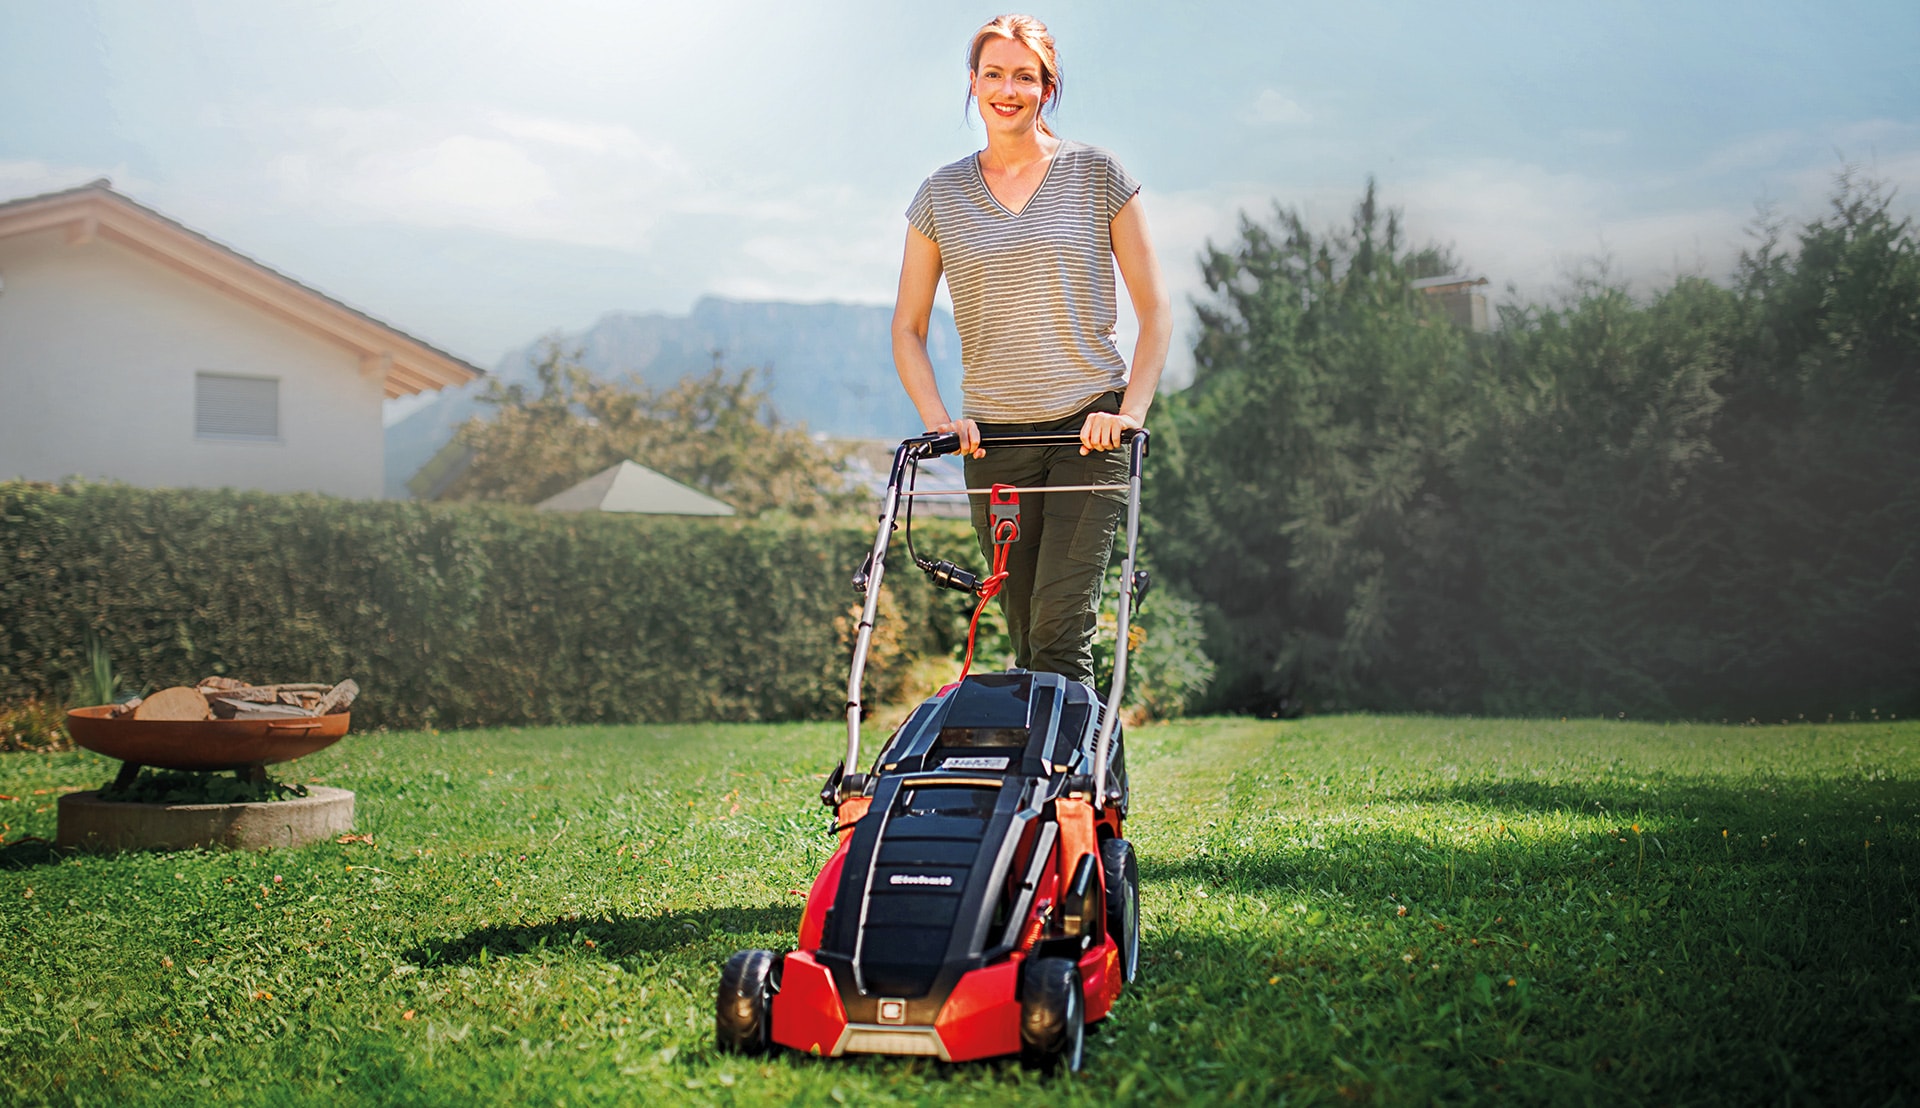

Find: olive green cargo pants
964;392;1128;687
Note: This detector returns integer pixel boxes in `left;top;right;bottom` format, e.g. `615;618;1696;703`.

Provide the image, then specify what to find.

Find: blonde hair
966;14;1062;136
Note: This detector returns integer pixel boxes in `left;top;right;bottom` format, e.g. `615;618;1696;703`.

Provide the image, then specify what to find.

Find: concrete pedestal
56;786;355;851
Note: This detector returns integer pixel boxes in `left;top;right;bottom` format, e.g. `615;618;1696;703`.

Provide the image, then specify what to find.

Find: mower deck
769;672;1132;1062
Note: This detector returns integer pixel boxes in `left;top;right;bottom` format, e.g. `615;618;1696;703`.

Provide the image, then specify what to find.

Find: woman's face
971;36;1049;135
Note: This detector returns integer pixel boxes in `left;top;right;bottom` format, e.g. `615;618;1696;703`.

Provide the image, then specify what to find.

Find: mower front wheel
716;949;780;1054
1019;956;1085;1073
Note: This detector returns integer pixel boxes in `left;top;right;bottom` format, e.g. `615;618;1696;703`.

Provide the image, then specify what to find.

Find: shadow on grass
1394;775;1920;823
408;903;801;966
0;839;64;870
1142;770;1919;895
1116;922;1914;1106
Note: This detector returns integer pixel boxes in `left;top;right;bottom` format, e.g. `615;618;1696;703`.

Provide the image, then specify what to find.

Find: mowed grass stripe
0;716;1914;1105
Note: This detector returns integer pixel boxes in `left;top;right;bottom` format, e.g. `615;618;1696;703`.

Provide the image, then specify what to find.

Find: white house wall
0;226;386;497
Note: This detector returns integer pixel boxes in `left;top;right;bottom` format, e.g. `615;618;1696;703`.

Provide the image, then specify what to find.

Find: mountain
384;296;964;498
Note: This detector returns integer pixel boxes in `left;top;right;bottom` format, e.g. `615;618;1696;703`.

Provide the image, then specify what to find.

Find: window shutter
195;373;279;439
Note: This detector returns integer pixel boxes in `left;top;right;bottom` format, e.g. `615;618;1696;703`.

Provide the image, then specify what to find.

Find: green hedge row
0;482;981;730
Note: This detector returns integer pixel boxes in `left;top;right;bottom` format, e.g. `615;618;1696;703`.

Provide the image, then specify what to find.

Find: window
195;373;279;440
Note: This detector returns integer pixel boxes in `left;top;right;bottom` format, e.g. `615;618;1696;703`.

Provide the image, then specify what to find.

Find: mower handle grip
905;427;1147;458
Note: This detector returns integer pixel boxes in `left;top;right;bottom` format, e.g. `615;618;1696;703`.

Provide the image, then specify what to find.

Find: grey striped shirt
906;140;1141;422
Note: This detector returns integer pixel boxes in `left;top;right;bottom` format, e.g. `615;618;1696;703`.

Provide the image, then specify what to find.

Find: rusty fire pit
59;706;356;851
66;705;351;785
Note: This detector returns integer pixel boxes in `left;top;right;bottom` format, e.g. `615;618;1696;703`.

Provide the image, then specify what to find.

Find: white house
0;181;483;498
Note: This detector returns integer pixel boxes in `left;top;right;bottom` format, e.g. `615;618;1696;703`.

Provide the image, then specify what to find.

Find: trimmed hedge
0;482;978;730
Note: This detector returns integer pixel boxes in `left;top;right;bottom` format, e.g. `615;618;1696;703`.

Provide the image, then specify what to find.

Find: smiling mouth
991;103;1020;117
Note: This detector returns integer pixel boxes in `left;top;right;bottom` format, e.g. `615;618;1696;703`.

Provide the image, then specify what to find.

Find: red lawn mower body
718;431;1149;1071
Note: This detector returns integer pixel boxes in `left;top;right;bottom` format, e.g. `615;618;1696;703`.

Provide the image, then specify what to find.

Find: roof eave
0;183;485;398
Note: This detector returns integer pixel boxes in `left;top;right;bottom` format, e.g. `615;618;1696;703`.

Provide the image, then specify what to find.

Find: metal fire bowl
65;705;352;771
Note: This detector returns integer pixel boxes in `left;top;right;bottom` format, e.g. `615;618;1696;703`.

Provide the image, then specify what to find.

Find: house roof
1411;274;1490;294
534;460;736;516
0;180;484;398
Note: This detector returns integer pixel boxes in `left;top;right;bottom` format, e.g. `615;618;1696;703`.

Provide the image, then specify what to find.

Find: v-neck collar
974;140;1067;218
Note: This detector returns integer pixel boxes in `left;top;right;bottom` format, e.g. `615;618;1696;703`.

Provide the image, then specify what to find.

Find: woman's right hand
931;417;984;458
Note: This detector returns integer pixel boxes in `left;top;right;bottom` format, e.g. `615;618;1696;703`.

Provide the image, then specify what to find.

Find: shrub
0;698;68;753
1092;565;1216;720
0;482;943;730
1;484;1206;732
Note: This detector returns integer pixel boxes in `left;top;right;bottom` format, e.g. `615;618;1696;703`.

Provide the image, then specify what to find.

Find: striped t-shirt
906;140;1141;422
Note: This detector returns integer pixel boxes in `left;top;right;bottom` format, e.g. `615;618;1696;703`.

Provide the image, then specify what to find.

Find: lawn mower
716;428;1150;1072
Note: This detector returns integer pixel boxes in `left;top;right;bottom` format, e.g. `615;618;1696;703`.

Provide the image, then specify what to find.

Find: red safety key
989;484;1020;543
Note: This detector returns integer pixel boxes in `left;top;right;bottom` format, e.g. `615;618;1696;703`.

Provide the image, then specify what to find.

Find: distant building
534;460;735;516
0;180;482;498
1412;274;1491;332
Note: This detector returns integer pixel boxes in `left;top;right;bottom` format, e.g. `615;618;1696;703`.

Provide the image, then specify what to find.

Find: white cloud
1136;128;1920;352
1242;88;1311;127
1565;128;1630;147
717;204;904;306
205;102;927;309
235;105;697;250
1777;121;1920;204
1342;128;1920;308
1692;129;1806;178
487;112;677;162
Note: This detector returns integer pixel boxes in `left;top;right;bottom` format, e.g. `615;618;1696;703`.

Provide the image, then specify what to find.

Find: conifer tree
1152;181;1475;712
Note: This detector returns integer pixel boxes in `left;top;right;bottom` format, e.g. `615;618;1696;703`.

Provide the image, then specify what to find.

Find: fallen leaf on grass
337;833;375;845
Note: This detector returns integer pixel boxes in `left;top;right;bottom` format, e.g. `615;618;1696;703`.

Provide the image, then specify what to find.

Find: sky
4;0;1918;409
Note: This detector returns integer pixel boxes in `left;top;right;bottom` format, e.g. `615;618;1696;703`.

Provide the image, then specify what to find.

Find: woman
892;13;1171;688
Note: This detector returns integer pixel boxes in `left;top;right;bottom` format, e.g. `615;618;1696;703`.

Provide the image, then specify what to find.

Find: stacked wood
105;678;359;721
131;686;209;721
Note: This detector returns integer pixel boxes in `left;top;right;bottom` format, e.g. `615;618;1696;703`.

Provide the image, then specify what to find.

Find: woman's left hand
1080;410;1141;454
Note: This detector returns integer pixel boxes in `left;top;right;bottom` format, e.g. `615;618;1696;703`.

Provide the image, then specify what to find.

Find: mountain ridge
383;296;964;498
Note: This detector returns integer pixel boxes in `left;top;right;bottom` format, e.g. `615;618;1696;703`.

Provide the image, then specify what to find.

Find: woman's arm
892;225;983;456
1082;194;1172;453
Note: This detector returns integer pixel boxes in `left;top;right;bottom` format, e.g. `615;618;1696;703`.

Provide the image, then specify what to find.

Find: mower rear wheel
1101;837;1141;983
1019;956;1085;1072
716;949;779;1054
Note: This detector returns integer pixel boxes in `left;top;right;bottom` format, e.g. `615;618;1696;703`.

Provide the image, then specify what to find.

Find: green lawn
1;715;1915;1105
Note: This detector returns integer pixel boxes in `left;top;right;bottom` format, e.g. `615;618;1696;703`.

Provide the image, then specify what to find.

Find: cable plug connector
917;557;980;595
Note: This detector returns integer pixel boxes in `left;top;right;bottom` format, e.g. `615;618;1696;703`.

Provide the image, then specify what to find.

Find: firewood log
315;679;359;715
133;686;211;721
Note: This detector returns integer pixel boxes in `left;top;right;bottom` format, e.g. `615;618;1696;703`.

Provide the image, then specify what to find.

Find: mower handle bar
843;428;1147;812
904;427;1147;458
